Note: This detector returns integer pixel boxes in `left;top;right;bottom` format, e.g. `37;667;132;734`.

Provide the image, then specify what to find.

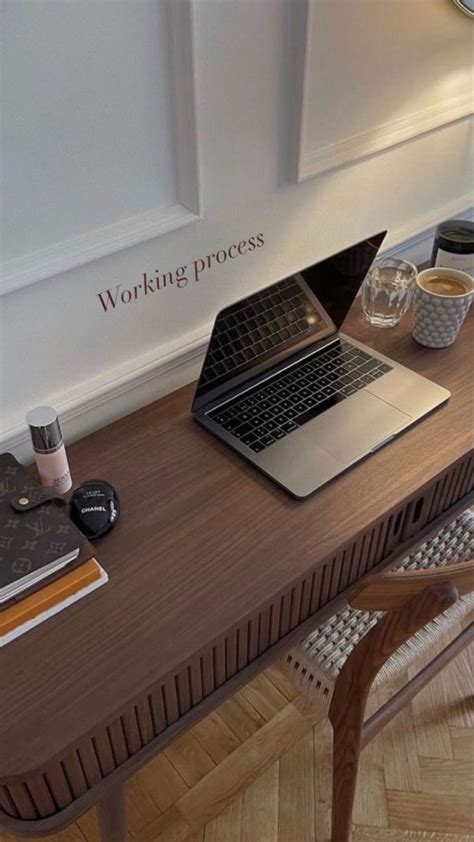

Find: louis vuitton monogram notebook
0;452;89;608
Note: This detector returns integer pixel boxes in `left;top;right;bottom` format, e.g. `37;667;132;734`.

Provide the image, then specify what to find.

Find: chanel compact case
70;480;120;539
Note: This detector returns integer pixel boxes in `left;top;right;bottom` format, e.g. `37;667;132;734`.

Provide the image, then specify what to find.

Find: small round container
26;406;72;494
431;219;474;275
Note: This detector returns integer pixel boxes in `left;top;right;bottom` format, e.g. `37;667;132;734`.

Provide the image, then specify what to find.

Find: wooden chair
284;510;474;842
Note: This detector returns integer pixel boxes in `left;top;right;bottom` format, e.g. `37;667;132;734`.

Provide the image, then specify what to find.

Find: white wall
1;0;472;461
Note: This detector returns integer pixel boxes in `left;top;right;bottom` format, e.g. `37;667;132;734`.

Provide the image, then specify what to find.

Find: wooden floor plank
313;717;332;842
132;805;191;842
264;664;300;702
164;734;215;789
217;694;266;742
178;704;310;830
353;828;474;841
409;671;454;761
388;790;474;836
419;757;474;798
132;752;189;813
241;764;279;842
443;650;474;730
239;674;289;722
191;712;241;765
352;726;389;828
379;672;422;792
202;796;242;842
278;729;315;842
450;726;474;762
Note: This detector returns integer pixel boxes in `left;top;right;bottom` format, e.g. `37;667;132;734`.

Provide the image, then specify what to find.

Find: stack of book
0;453;108;647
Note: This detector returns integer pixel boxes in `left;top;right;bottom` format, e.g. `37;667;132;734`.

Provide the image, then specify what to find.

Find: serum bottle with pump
26;406;72;494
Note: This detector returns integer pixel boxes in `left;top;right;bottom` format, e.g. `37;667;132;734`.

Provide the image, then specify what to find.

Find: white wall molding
0;0;201;297
295;0;473;183
3;195;472;463
1;323;212;463
298;94;473;182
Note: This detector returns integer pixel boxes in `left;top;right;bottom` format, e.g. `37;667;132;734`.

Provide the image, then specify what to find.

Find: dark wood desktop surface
1;305;472;786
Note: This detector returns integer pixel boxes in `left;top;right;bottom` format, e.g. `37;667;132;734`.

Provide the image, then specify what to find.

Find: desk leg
96;782;127;842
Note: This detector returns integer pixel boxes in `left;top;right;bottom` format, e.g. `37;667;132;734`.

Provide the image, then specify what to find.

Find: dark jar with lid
431;219;474;275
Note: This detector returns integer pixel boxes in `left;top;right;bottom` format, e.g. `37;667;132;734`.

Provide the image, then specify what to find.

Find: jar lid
435;219;474;245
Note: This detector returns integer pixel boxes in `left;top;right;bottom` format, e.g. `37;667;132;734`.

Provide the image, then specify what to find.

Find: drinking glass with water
361;257;417;327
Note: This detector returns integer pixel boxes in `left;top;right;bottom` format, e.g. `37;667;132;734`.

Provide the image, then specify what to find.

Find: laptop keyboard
207;340;392;453
200;277;327;389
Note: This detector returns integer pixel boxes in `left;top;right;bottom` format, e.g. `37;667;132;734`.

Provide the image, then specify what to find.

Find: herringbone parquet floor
3;622;473;842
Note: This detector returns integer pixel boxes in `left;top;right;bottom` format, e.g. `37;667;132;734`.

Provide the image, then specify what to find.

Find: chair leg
329;694;365;842
326;582;458;842
96;782;127;842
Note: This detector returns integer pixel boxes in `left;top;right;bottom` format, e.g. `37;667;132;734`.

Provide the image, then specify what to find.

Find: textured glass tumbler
361;257;417;327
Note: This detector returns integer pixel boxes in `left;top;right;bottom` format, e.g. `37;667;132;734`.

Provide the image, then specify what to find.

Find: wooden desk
1;305;472;839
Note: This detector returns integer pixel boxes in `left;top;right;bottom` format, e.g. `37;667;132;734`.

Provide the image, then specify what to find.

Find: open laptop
192;232;450;498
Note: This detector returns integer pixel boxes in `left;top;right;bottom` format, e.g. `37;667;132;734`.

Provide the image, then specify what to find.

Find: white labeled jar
26;406;72;494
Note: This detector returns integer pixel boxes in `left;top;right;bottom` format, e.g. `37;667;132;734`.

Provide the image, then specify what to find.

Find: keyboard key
281;420;298;433
250;441;265;452
261;434;275;447
273;428;285;439
341;385;357;396
356;351;372;362
242;433;258;446
233;423;252;438
338;374;353;386
294;402;308;414
377;363;392;374
357;359;380;375
223;417;241;431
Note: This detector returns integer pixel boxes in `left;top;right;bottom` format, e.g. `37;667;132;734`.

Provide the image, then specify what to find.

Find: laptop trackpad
316;391;412;464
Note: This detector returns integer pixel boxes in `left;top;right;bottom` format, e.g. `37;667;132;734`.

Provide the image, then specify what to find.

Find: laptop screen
193;231;386;411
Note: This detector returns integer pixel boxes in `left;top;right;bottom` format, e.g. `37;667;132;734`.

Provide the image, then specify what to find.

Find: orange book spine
0;559;101;635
